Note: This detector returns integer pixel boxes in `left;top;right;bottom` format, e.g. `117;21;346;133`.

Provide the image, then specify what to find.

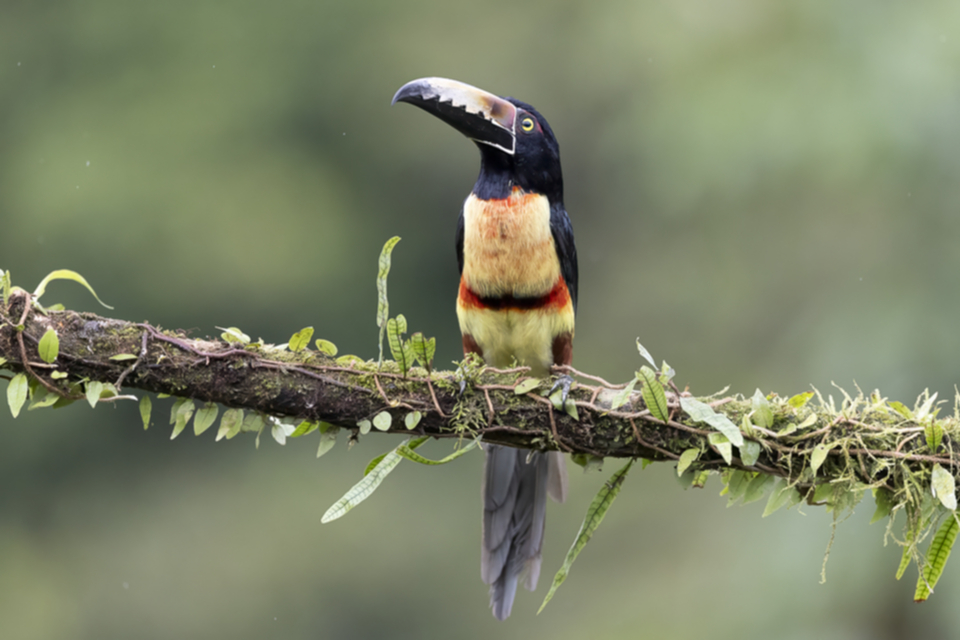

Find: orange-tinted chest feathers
460;190;561;299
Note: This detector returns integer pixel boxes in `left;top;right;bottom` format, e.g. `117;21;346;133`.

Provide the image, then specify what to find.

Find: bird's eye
520;116;535;133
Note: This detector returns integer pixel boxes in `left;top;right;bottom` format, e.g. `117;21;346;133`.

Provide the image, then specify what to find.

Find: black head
393;78;564;203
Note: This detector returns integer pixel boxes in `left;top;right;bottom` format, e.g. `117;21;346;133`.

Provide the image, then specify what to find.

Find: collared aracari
393;77;577;620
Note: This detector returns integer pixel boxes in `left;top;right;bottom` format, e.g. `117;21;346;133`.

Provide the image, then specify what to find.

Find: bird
392;77;577;620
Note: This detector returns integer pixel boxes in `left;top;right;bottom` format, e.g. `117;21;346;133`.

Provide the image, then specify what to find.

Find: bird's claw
548;374;575;408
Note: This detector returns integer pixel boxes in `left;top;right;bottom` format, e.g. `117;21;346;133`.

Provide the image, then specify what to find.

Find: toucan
393;77;577;620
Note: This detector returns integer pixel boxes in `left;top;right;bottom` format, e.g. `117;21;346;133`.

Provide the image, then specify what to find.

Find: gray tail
481;445;567;620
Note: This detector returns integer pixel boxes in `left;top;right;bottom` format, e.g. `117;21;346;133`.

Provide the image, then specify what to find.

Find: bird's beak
392;77;518;155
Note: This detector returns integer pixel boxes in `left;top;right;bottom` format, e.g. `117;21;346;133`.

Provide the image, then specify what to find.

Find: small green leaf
691;469;710;488
514;378;541;395
193;402;218;436
763;480;795;517
410;332;436;371
797;413;818;429
373;411;392;431
218;327;250;344
322;436;414;523
571;453;604;473
932;464;957;511
635;339;656;368
387;315;414;376
216;408;243;442
888;401;913;419
1;269;10;306
38;329;59;363
288;326;314;352
241;413;264;434
787;391;815;409
639;366;668;423
377;236;402;364
0;356;7;368
677;448;699;476
915;515;959;602
539;459;633;613
317;425;339;458
897;526;916;580
364;452;389;476
751;389;774;428
871;488;894;524
271;422;288;445
739;440;761;467
916;391;939;421
723;470;751;505
33;269;113;309
565;400;580;421
404;411;422;430
50;370;68;380
85;380;103;408
27;389;60;410
926;420;944;453
291;420;319;437
171;399;195;439
609;378;637;410
680;396;744;447
139;395;152;430
336;354;364;366
358;419;372;435
810;444;834;476
397;438;477;465
708;432;733;465
7;373;28;418
743;473;775;505
315;339;338;356
109;353;137;361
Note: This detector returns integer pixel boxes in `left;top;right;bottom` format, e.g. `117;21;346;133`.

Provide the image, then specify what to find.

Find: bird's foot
548;374;576;409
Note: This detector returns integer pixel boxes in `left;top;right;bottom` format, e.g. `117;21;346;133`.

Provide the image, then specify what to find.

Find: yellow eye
521;117;535;132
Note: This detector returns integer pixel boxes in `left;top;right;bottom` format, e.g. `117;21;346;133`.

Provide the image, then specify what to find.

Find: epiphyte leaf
33;269;113;309
397;438;478;465
610;378;638;411
404;411;422;430
376;236;402;364
915;515;959;602
85;380;104;408
7;373;28;418
514;378;541;395
677;448;699;476
315;339;338;356
680;396;744;446
323;436;421;523
288;326;314;352
539;459;633;613
216;408;243;442
193;402;218;436
931;464;957;511
410;332;436;371
739;440;761;467
751;389;774;428
38;329;59;363
373;411;392;431
639;366;668;423
139;395;152;430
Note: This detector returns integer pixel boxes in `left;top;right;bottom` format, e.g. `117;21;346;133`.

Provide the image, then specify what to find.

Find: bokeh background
2;1;960;638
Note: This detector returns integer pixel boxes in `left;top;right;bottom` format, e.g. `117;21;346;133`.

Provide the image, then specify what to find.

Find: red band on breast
458;277;571;311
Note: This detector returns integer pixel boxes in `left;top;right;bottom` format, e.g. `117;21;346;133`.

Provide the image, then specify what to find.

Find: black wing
549;202;578;312
456;199;466;274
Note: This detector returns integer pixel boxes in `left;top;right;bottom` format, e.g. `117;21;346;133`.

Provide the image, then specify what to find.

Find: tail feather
482;444;561;619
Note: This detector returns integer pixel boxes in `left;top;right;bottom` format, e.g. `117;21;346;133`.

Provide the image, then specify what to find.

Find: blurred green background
3;1;960;638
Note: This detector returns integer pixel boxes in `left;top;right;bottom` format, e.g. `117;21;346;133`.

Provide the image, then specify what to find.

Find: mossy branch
5;287;960;598
1;288;957;482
